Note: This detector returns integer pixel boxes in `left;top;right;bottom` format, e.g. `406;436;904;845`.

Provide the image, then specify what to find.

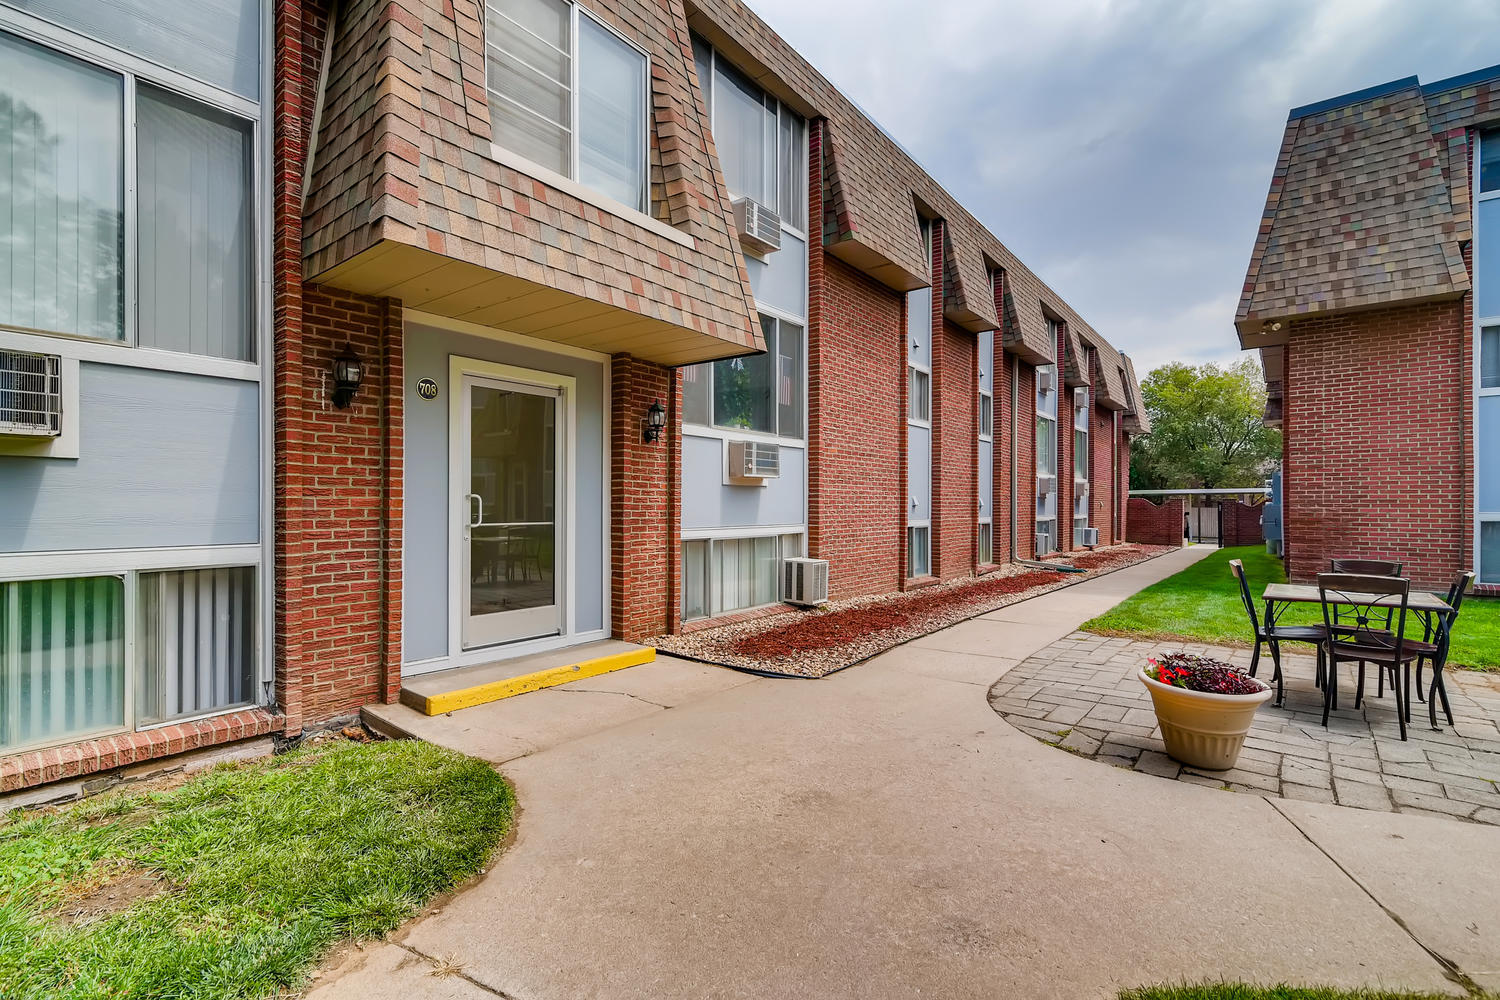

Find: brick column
927;220;945;577
611;355;678;641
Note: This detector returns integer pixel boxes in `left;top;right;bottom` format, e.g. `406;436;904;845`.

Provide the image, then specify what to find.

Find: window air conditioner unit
1074;386;1089;410
1078;526;1100;548
1038;474;1057;496
783;557;829;607
0;349;63;437
1037;368;1055;394
728;440;780;483
732;196;782;256
1035;532;1050;556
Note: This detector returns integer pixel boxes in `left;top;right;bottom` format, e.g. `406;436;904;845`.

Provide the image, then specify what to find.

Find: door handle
466;493;483;529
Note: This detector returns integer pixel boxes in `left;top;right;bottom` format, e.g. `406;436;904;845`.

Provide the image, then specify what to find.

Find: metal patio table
1260;583;1454;712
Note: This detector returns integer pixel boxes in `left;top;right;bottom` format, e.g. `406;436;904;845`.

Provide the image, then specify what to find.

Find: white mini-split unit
0;349;63;437
783;557;829;607
728;439;780;484
732;196;782;256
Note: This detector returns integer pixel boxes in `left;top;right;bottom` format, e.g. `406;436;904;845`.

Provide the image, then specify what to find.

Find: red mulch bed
652;543;1176;677
731;569;1069;658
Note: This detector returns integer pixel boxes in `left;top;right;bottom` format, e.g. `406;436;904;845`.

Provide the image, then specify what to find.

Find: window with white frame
682;532;804;620
1478;129;1500;584
977;521;992;566
485;0;649;213
0;28;255;361
1036;352;1059;555
691;36;807;233
681;313;804;439
2;565;258;753
907;523;931;578
907;217;934;425
1072;384;1090;545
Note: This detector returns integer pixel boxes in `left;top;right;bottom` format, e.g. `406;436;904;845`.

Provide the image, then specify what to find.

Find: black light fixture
331;346;363;409
643;399;667;443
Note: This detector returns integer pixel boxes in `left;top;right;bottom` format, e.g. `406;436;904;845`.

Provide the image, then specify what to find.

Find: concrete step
397;640;655;715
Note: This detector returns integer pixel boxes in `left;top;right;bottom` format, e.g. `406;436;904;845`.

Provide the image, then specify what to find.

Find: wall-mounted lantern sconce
331;346;364;409
643;399;666;443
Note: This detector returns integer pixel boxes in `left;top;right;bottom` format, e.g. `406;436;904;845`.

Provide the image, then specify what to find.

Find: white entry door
460;372;565;649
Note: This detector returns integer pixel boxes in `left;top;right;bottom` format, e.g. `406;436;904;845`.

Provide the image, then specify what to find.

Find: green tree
1130;358;1281;490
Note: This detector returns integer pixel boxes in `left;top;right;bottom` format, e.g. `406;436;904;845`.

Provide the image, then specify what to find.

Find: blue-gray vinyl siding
402;322;607;664
742;232;806;318
979;331;994;522
680;435;806;531
1481;395;1499;513
0;363;260;552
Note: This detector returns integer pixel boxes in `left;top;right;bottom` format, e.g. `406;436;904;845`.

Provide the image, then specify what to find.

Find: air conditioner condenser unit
783;558;829;607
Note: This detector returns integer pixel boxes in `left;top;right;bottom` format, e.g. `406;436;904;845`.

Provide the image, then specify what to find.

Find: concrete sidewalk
316;546;1500;999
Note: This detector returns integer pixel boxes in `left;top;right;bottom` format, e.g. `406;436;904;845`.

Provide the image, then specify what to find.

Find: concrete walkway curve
318;547;1500;1000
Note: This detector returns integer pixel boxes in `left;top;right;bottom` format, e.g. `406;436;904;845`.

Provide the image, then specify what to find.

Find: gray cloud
747;0;1500;375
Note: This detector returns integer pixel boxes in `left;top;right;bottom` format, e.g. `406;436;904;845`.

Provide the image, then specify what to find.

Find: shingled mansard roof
1236;66;1500;345
686;0;1138;410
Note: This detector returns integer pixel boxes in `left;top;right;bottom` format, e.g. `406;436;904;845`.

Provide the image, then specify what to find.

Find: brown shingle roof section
1119;355;1150;434
303;0;763;363
1235;80;1478;339
685;0;1133;374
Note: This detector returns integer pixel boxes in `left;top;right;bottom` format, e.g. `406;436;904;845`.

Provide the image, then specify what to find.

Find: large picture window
0;31;124;342
0;27;257;361
691;36;807;232
1;567;257;753
682;313;804;439
682;533;803;620
485;0;649;213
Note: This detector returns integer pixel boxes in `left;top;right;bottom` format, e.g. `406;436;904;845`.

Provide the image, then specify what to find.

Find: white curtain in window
0;31;124;341
486;0;572;176
578;15;646;211
713;60;773;205
137;85;254;361
682;539;708;620
138;567;255;725
1;576;125;752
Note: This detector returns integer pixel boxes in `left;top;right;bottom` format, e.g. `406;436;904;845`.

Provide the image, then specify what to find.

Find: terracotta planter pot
1138;670;1272;771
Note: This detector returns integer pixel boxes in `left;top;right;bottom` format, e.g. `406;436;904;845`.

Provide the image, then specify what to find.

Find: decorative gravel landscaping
0;738;514;1000
653;543;1174;677
1120;986;1491;1000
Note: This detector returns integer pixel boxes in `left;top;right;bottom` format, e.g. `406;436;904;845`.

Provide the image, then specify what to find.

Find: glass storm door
462;376;562;649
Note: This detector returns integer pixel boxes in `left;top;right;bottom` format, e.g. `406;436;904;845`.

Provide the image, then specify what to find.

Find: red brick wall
937;320;977;577
1016;363;1038;560
1220;500;1266;548
288;286;404;725
612;355;679;641
1091;405;1117;546
993;349;1013;564
1283;301;1468;588
807;255;905;599
1127;497;1186;547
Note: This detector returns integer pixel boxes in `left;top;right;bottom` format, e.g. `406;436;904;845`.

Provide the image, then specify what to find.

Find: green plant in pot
1140;653;1272;770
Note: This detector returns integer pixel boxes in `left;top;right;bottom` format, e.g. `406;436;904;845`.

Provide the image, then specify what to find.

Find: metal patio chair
1230;559;1326;706
1318;573;1418;740
1411;571;1475;729
1329;558;1405;698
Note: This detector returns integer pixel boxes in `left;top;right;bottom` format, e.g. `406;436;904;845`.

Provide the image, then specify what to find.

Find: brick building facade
0;0;1146;796
1237;67;1499;591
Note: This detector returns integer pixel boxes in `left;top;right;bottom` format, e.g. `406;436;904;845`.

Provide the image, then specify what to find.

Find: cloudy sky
747;0;1500;377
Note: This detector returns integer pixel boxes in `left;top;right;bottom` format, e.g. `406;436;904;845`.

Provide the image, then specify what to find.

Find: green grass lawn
0;738;514;1000
1121;985;1489;1000
1083;545;1500;671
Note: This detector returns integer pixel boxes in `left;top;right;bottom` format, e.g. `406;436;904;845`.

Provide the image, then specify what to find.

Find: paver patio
989;632;1500;824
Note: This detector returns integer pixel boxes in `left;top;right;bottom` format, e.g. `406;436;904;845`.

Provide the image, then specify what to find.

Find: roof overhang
1235;287;1468;350
309;240;762;367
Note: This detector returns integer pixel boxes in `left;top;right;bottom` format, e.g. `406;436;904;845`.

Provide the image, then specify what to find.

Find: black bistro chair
1318;573;1418;740
1411;571;1475;729
1328;558;1405;697
1229;559;1326;706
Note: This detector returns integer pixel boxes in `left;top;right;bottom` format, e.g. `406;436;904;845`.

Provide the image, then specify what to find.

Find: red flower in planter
1146;653;1262;696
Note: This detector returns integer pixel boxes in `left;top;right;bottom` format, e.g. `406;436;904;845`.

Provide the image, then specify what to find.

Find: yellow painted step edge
406;647;656;716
